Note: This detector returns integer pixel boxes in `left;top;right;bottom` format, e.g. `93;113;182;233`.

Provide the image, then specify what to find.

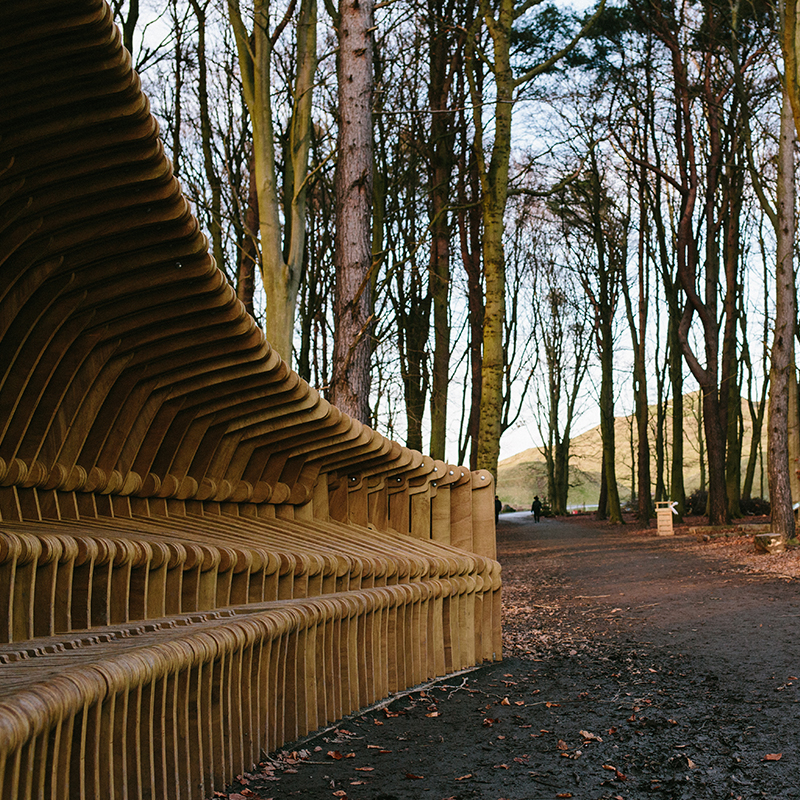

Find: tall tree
767;88;797;540
329;0;375;422
465;0;603;479
227;0;317;363
621;162;654;521
427;0;461;460
531;252;592;515
552;146;627;524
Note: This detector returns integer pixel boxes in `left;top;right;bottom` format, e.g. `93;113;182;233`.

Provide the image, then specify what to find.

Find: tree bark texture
331;0;375;423
767;90;796;540
472;0;513;480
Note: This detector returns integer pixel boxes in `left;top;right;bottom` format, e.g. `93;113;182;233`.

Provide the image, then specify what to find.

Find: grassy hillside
497;391;767;509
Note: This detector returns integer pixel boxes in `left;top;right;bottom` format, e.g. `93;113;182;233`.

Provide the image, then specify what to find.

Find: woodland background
113;0;799;526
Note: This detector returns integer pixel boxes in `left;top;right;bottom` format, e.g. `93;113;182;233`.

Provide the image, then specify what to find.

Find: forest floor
220;512;800;800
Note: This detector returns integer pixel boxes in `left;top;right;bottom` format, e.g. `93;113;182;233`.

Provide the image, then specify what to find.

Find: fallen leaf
327;751;344;760
229;795;248;800
493;763;509;769
602;764;617;771
384;710;402;718
426;711;441;717
557;739;569;750
379;750;391;754
500;697;511;706
687;758;697;769
546;702;561;708
515;701;525;706
556;794;573;798
350;781;366;785
579;730;602;742
373;720;384;725
482;717;498;727
668;719;678;725
333;792;348;798
763;753;783;761
355;767;374;772
405;773;425;779
240;791;256;798
456;774;473;781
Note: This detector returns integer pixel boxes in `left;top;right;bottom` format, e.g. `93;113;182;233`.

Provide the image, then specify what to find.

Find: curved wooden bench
0;1;502;797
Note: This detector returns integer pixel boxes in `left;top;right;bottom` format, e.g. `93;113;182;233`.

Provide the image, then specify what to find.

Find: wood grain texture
0;2;501;796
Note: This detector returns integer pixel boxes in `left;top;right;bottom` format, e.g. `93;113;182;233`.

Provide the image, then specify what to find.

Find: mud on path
224;514;800;800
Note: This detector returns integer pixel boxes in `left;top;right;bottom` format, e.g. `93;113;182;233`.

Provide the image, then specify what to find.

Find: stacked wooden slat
0;1;501;797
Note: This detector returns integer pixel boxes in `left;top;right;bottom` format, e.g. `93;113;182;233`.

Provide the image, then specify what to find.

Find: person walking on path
495;495;502;524
531;495;543;522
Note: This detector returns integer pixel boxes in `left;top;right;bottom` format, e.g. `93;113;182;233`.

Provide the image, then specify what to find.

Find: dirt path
226;515;800;800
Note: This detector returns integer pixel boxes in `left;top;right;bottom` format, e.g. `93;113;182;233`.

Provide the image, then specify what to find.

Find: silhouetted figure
495;495;502;524
531;495;543;523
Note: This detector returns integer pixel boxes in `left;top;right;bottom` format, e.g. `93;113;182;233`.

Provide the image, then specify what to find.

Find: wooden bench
0;1;502;797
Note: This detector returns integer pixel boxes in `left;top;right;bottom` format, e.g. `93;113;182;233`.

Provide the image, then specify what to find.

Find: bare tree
227;0;317;363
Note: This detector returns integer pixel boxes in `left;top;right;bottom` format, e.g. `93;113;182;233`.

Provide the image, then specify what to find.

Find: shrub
740;496;770;516
686;489;708;516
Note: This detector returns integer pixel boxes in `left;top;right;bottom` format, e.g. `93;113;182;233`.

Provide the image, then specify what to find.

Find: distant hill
497;391;767;509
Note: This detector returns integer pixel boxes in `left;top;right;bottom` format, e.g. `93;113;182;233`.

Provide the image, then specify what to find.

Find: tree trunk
722;139;744;519
227;0;316;364
428;6;457;460
596;454;608;521
701;386;728;523
599;323;623;522
237;153;258;318
767;89;797;540
189;0;226;276
457;146;483;469
667;301;685;517
623;176;653;521
474;10;513;479
331;0;375;423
